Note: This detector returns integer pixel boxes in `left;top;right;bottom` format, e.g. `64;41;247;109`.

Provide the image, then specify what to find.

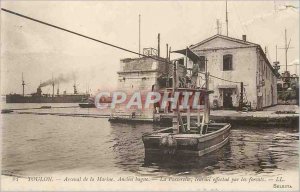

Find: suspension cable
1;8;167;63
198;71;241;84
2;8;242;85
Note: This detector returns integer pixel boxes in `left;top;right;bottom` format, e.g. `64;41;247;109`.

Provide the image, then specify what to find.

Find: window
223;54;233;71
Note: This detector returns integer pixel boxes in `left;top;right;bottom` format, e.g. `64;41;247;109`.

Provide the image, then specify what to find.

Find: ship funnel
57;83;60;95
73;83;78;94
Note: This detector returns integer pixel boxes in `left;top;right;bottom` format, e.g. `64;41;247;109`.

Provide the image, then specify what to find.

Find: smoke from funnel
39;72;77;88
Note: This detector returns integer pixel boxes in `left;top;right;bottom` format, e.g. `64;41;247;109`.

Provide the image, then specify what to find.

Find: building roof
189;34;259;49
188;34;278;76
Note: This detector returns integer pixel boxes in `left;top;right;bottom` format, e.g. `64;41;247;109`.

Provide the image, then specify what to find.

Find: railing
143;48;158;57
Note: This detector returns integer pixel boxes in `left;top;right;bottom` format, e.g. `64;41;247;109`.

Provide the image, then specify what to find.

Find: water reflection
142;143;232;176
139;127;298;176
1;111;298;177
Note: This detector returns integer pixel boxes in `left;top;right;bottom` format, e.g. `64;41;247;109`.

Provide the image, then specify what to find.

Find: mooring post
239;82;244;111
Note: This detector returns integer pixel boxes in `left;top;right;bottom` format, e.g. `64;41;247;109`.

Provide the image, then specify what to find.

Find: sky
1;0;299;95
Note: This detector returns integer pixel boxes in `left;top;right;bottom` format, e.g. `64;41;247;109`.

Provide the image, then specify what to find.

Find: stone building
113;47;189;119
181;34;278;110
113;48;169;119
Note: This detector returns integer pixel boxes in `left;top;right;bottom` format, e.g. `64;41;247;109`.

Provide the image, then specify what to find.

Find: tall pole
276;45;278;61
279;28;293;73
172;57;179;134
285;28;287;72
22;72;25;96
216;19;220;34
157;33;160;57
166;43;169;60
185;47;188;69
139;14;141;57
226;0;228;36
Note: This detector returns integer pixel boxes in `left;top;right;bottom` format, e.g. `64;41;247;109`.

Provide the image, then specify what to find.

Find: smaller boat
142;122;231;156
1;109;14;114
79;96;95;108
142;54;231;157
79;103;95;108
142;88;231;157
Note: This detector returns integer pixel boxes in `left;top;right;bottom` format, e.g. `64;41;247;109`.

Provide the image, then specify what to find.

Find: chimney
242;35;247;41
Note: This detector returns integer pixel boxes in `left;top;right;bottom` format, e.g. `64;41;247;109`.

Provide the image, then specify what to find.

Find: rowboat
142;48;231;156
142;122;231;156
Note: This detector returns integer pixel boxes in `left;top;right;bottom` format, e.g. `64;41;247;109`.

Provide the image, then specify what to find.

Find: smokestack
242;35;247;41
37;86;42;97
73;83;78;94
57;83;60;95
158;33;160;57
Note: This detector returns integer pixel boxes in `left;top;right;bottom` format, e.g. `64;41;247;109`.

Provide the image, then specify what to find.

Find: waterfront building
182;34;278;110
112;48;169;120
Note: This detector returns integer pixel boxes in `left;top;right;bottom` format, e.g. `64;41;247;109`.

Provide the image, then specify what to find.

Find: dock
2;104;298;127
153;105;299;127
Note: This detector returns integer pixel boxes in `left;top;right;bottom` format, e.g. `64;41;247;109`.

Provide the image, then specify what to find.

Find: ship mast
284;28;291;72
52;74;55;98
22;72;25;96
273;45;280;73
279;28;293;74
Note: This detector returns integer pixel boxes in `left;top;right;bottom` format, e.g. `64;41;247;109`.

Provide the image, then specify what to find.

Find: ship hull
6;94;89;103
142;123;231;156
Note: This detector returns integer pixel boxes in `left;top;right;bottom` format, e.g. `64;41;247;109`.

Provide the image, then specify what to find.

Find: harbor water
1;103;299;178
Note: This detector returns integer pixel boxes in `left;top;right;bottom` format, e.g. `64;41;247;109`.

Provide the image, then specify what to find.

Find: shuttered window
223;54;233;71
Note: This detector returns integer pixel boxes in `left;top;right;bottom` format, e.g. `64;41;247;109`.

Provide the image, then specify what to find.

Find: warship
6;75;90;103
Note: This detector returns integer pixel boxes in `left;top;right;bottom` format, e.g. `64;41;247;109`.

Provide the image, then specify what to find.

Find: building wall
256;49;278;108
114;57;167;118
192;46;258;109
190;37;278;110
118;57;167;91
